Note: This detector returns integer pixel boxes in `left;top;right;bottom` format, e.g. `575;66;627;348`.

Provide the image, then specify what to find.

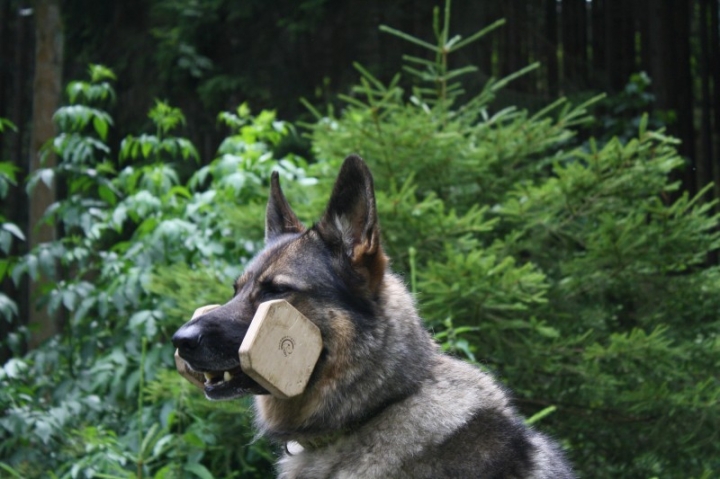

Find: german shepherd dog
172;155;574;478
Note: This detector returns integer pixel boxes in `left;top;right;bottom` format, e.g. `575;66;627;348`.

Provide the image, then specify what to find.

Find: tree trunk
671;0;696;192
561;0;587;88
604;0;635;91
0;1;11;129
545;0;559;97
637;0;650;74
645;0;696;194
590;0;606;88
27;0;63;349
710;0;720;202
699;0;713;193
500;0;527;87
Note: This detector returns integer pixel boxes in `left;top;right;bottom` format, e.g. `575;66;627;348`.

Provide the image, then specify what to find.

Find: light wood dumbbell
175;300;322;399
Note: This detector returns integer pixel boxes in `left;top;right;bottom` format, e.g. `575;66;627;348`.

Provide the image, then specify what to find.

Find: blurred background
2;0;717;182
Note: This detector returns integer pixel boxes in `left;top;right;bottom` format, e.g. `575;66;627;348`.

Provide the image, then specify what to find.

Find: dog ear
318;155;387;288
266;172;304;243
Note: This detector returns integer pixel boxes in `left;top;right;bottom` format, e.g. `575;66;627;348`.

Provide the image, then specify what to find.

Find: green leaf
88;63;117;82
62;289;78;311
0;161;19;181
525;406;557;425
0;259;8;282
2;223;25;241
98;184;118;206
0;118;18;133
0;230;11;255
2;222;24;241
0;293;18;322
379;24;439;52
183;431;206;448
111;205;128;230
38;247;57;278
450;18;506;51
152;465;175;479
184;462;215;479
141;139;154;159
93;115;109;140
0;462;23;478
26;168;55;194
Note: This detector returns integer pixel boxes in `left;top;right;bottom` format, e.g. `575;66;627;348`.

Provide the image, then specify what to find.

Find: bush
0;66;313;478
301;5;720;478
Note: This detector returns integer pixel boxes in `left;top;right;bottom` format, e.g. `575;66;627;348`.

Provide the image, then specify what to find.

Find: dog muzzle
174;300;323;399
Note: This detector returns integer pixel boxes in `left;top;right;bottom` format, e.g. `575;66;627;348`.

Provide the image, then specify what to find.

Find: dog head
172;155;387;401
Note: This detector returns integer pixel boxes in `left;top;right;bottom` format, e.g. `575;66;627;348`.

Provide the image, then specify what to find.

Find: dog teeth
201;371;234;384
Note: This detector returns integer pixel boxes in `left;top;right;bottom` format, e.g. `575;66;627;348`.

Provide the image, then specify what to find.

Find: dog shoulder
422;356;574;478
278;355;573;478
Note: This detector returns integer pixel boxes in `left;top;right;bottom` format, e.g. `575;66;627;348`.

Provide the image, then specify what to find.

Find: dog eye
262;282;294;298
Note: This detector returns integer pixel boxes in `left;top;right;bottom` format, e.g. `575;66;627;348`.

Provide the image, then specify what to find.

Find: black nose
172;323;202;354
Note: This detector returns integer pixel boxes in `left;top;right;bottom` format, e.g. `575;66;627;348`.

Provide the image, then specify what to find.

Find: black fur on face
172;155;387;401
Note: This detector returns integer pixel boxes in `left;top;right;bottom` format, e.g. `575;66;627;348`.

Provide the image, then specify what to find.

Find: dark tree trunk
0;2;16;362
699;0;713;193
590;0;606;88
710;0;720;201
3;6;34;359
0;1;11;130
637;0;651;74
27;0;63;349
645;0;696;194
604;0;635;91
671;0;696;192
546;0;559;96
561;0;587;88
603;0;621;90
500;0;527;84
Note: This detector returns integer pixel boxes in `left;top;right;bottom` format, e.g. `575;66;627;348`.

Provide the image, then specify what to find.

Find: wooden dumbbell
239;300;322;399
174;300;322;399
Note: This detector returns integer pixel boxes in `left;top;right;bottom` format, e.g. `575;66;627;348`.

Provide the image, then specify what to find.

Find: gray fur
273;273;573;479
172;155;575;478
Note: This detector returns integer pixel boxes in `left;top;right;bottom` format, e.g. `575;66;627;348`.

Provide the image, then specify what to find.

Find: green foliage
0;119;22;329
0;67;313;477
589;71;673;144
497;126;720;475
300;4;720;478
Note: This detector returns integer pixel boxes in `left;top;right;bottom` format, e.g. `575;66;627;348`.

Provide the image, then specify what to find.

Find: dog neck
254;272;436;442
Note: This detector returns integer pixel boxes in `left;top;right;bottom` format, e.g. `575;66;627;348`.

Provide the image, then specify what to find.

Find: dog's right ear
266;172;304;243
317;155;387;291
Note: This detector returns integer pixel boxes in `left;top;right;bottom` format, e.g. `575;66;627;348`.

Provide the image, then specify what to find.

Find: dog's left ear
266;172;304;243
318;155;387;289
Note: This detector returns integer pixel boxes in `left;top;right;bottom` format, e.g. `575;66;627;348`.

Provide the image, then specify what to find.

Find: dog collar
285;440;305;456
285;430;347;455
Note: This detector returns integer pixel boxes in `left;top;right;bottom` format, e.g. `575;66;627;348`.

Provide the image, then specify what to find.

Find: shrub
0;66;314;478
301;4;720;478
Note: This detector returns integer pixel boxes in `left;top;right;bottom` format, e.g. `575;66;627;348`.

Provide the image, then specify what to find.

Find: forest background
1;0;719;478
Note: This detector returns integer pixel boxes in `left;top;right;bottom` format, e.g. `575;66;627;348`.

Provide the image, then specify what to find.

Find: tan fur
255;307;357;431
